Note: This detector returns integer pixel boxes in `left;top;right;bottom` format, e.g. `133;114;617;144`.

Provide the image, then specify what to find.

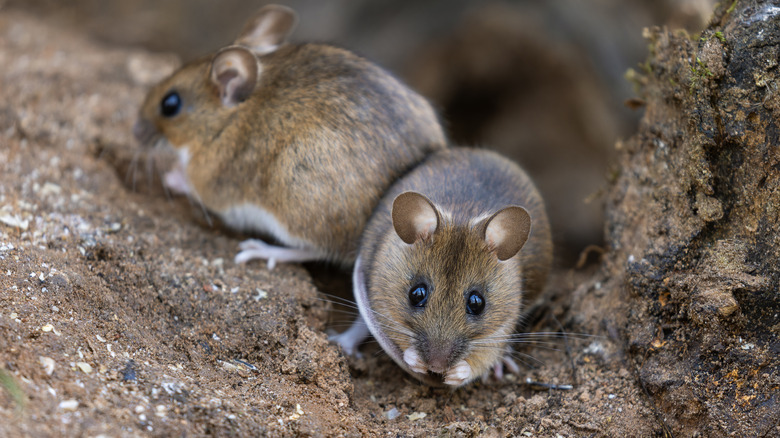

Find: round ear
392;192;440;244
235;4;298;55
483;206;531;261
210;47;259;108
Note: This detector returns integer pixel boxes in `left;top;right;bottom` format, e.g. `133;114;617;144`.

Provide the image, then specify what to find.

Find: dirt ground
0;9;672;438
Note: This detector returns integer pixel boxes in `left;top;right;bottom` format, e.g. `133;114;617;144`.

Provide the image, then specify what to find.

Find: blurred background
4;0;716;264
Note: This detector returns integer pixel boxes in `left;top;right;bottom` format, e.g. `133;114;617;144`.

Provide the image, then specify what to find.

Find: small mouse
333;147;552;387
133;5;446;267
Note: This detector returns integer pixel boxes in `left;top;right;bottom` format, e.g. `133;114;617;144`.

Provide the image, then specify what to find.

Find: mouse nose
426;342;457;374
133;119;156;144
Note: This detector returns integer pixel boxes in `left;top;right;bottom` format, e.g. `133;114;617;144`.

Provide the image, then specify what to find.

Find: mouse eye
466;291;485;316
160;91;182;117
408;284;429;308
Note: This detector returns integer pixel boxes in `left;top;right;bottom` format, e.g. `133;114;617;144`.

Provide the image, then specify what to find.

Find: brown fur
135;10;446;266
359;147;552;385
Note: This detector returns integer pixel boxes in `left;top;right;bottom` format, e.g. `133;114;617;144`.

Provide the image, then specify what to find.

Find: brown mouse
133;5;446;268
333;147;552;387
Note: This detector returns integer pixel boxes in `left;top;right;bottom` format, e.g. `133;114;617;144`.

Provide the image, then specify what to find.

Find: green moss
689;57;714;92
700;31;727;44
692;57;714;78
0;368;25;412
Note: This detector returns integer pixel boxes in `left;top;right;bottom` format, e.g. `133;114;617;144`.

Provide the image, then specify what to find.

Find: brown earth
0;1;777;437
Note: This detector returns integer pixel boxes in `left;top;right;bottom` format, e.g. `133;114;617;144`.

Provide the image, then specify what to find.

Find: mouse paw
235;239;321;269
328;317;369;359
329;332;364;359
492;352;521;380
163;168;191;196
403;348;428;375
444;360;472;386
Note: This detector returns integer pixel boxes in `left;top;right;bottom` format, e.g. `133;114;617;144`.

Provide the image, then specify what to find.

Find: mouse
332;147;552;387
132;4;446;268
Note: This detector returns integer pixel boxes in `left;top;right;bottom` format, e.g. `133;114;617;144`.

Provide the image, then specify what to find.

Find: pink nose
426;343;455;374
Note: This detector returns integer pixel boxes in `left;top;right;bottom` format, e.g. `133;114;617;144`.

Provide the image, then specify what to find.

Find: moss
689;57;714;92
726;0;738;14
0;368;25;412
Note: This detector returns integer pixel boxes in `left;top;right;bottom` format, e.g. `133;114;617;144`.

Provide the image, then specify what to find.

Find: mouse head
373;191;532;386
133;4;298;148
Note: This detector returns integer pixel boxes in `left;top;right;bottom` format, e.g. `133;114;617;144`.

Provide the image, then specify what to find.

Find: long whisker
126;149;141;191
145;149;156;193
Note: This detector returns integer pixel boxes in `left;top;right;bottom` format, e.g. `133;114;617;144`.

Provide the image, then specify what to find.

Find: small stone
39;182;62;196
695;193;723;222
39;356;55;375
384;407;400;420
407;412;427;421
76;362;92;374
41;324;54;332
0;215;29;230
58;399;79;411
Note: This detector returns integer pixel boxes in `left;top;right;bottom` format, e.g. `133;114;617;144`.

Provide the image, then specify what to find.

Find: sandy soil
0;10;664;438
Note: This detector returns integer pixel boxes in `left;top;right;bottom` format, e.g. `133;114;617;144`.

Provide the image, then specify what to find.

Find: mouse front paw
163;167;192;195
328;316;369;358
492;352;521;380
444;360;473;386
402;348;429;375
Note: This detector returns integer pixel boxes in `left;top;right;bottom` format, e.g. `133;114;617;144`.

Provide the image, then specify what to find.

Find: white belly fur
220;202;310;249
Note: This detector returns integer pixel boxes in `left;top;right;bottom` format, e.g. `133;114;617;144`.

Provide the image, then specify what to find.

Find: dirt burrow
0;10;661;438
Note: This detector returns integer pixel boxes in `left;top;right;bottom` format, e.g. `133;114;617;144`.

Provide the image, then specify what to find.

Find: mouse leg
492;349;521;380
329;316;369;357
235;239;321;269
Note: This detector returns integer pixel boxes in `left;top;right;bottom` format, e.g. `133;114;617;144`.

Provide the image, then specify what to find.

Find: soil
1;2;777;437
0;10;654;438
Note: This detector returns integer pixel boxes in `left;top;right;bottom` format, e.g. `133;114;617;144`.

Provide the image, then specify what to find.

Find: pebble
39;356;55;375
58;399;79;411
407;412;426;421
76;362;92;374
384;407;400;420
254;289;268;301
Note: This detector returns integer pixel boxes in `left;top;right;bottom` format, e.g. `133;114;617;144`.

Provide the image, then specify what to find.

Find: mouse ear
210;47;259;108
392;192;440;244
482;206;531;261
235;4;298;55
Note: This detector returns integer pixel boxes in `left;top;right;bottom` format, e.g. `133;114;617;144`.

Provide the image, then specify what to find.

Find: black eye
466;291;485;315
408;284;429;308
160;91;182;117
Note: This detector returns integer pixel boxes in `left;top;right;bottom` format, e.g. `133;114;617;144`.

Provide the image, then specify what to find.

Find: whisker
125;149;141;191
145;148;155;192
322;309;361;317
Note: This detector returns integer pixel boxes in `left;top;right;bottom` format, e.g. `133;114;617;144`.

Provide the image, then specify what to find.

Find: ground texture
0;1;777;437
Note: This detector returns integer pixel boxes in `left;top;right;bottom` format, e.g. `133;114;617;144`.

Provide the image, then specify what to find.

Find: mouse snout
133;119;157;145
426;344;453;374
422;336;466;374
